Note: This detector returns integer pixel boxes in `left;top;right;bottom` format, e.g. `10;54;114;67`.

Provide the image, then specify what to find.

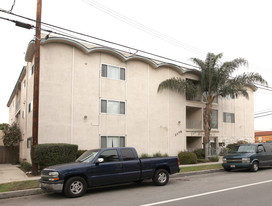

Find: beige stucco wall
7;37;256;162
37;43;187;157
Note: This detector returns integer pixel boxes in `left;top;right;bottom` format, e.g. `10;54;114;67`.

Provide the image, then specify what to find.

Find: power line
255;112;272;118
80;0;207;56
0;9;201;69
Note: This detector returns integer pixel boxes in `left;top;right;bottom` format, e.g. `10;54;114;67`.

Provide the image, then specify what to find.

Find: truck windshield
237;145;256;153
76;150;100;163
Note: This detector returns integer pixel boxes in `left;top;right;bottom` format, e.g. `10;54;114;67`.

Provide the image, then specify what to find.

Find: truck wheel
224;167;231;172
250;161;259;172
64;176;87;198
153;169;169;186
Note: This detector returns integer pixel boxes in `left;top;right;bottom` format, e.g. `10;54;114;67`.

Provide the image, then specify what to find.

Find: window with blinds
101;64;125;80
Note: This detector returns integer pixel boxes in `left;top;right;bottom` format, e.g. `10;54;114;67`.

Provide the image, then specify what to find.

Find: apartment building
7;37;255;162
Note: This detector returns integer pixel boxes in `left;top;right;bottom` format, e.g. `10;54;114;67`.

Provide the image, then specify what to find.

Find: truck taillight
178;157;180;165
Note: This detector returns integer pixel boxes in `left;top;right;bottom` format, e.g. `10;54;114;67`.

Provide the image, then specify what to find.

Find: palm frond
157;77;198;98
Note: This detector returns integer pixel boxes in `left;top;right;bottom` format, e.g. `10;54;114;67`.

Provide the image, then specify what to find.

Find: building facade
7;37;255;162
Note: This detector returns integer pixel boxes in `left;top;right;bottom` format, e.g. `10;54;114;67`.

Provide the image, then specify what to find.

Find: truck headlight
242;158;250;163
49;171;59;177
223;158;227;163
48;171;59;181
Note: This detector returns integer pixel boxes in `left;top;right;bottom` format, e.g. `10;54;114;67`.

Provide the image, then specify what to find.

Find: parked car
40;147;180;197
222;143;272;172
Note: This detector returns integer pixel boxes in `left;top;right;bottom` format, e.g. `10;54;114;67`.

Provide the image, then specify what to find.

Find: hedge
34;143;78;169
178;151;197;164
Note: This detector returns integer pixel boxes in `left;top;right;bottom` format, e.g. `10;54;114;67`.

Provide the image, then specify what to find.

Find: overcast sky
0;0;272;130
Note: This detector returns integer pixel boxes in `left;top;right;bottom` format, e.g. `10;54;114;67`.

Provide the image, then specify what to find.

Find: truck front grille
226;159;242;163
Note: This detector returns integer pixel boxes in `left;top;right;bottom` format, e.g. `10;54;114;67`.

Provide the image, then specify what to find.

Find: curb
173;168;224;178
0;169;224;199
0;188;44;199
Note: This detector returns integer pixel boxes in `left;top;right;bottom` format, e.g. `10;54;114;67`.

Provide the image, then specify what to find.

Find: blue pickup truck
40;147;180;197
222;143;272;172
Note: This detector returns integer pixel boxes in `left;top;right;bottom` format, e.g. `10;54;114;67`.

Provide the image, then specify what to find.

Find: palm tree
158;53;267;160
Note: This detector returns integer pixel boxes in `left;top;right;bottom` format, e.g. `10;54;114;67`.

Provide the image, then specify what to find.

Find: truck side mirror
96;158;104;165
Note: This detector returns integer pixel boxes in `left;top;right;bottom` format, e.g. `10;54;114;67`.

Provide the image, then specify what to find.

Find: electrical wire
9;0;16;13
0;9;200;69
80;0;207;56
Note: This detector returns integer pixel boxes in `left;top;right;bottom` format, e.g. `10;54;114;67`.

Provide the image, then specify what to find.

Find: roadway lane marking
140;179;272;206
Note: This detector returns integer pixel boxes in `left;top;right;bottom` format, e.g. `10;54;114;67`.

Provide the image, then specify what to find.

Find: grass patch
0;180;39;193
180;164;223;173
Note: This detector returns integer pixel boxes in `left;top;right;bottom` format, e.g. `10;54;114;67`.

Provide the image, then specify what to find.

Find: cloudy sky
0;0;272;130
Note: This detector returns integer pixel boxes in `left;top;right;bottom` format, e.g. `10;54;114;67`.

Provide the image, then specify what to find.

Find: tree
158;53;267;160
3;123;21;147
0;123;8;130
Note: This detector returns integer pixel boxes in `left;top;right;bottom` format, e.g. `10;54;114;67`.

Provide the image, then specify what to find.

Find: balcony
186;106;202;130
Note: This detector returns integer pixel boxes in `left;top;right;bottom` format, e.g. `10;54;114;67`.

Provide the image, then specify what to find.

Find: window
27;137;32;148
101;64;125;80
120;149;136;161
28;101;33;113
101;136;125;148
258;145;265;153
211;110;218;129
101;99;125;114
99;149;120;162
23;79;26;88
223;112;235;123
22;110;25;119
29;65;34;79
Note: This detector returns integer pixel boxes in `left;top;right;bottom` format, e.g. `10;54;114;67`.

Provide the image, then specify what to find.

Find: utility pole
32;0;42;175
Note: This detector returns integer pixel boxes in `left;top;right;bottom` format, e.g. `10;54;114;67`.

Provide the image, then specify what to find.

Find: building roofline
7;67;26;107
25;36;194;75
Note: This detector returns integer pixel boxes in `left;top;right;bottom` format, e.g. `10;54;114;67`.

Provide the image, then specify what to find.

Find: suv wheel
250;161;259;172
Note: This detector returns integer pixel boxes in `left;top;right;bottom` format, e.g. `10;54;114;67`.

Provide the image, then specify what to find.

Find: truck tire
152;169;169;186
64;176;87;198
223;167;231;172
250;161;259;172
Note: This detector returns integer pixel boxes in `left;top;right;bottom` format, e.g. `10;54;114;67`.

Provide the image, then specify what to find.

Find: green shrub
209;156;219;162
77;150;87;159
140;153;151;158
34;143;78;170
197;159;206;163
193;148;205;159
153;152;168;157
178;151;197;164
20;162;32;172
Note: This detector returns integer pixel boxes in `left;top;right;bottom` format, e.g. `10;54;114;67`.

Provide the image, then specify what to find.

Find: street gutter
0;168;224;199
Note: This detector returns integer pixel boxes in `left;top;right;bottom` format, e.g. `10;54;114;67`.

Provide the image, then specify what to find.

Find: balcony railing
186;120;202;129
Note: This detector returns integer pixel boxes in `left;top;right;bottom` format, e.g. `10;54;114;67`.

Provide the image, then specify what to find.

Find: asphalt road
1;169;272;206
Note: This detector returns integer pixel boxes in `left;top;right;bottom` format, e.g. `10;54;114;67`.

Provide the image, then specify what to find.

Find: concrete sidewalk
0;164;40;184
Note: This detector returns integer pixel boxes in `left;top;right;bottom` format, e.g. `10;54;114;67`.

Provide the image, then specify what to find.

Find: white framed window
101;64;125;80
223;112;235;123
28;101;33;113
101;99;125;114
23;79;26;88
22;110;25;119
101;136;125;148
27;137;32;148
29;65;34;79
